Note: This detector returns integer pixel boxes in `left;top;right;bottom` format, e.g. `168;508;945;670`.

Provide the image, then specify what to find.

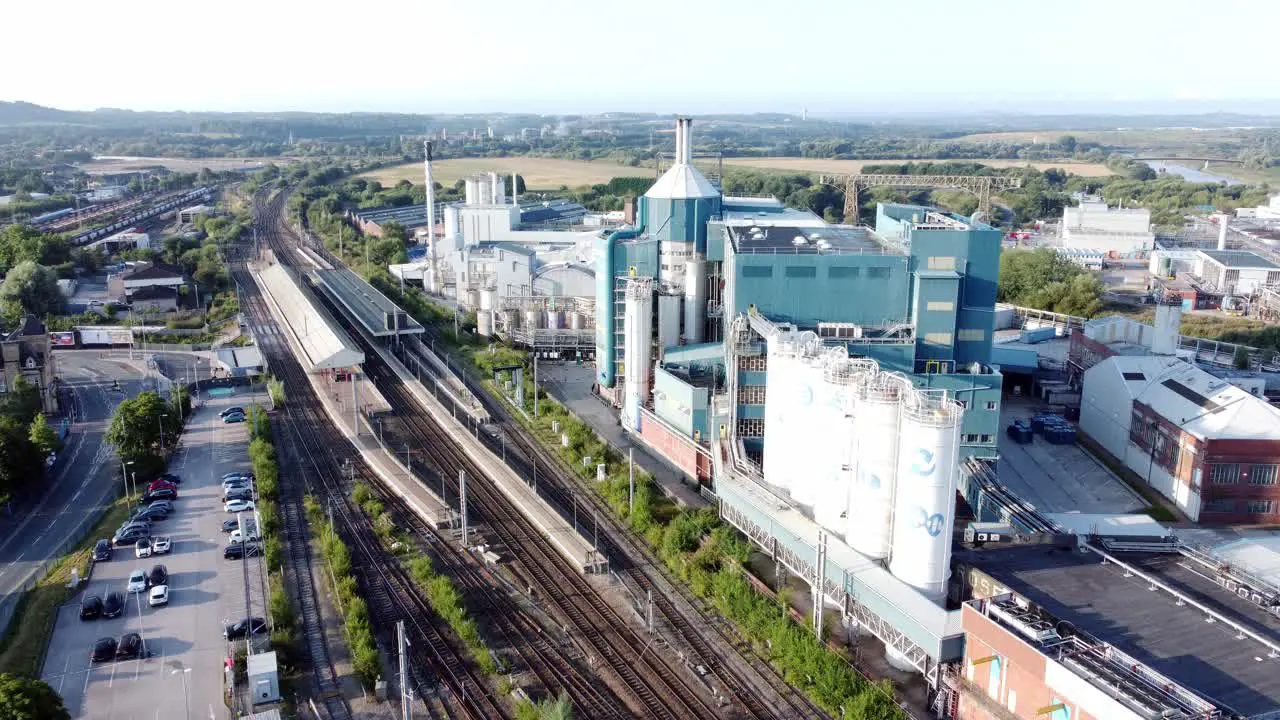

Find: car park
148;585;168;607
151;536;171;554
219;407;245;418
90;637;116;663
135;538;151;558
126;570;147;594
115;633;143;660
224;499;254;513
223;617;267;640
222;412;246;424
79;596;103;621
113;526;149;546
223;543;262;560
148;564;168;587
102;592;124;618
93;539;112;562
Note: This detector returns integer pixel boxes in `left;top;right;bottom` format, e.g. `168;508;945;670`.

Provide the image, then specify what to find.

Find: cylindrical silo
846;372;905;560
761;335;796;492
547;310;564;330
502;309;519;331
623;278;654;430
479;288;497;312
683;258;705;344
465;177;479;205
464;289;479;309
888;392;962;601
523;309;543;329
476;311;493;337
788;354;827;508
569;311;584;330
657;293;681;351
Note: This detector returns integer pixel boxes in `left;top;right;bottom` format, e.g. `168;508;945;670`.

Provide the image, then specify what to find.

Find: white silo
622;277;654;430
476;311;493;337
811;355;858;533
888;391;962;601
762;333;800;492
547;309;564;330
683;258;706;344
464;177;480;205
846;372;906;560
657;293;682;351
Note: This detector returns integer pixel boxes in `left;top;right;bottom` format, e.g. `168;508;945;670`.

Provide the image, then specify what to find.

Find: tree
0;262;63;324
28;414;60;457
105;391;171;461
1;377;43;425
1057;135;1078;154
0;674;70;720
1233;345;1252;370
0;417;41;503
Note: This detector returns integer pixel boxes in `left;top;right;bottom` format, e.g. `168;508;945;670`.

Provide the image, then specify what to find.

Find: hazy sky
5;0;1278;115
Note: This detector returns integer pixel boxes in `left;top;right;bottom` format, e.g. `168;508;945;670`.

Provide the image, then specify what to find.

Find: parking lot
42;388;271;720
997;398;1147;515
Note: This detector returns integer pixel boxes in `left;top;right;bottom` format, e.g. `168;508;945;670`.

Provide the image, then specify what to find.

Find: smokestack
673;118;683;165
1218;215;1228;250
683;118;693;164
424;141;438;294
511;174;518;206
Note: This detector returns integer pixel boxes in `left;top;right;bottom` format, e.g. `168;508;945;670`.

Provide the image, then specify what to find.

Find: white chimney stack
674;117;684;164
511;174;519;206
424;141;438;294
1217;215;1228;250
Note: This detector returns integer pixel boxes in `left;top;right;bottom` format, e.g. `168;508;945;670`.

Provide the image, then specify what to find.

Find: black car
221;519;239;533
93;539;112;562
223;617;267;640
146;500;175;514
113;527;150;546
90;637;117;663
223;543;262;560
222;489;253;503
102;592;124;618
148;564;168;587
115;633;143;660
219;407;245;419
141;487;176;502
79;595;103;620
158;473;182;485
131;506;168;523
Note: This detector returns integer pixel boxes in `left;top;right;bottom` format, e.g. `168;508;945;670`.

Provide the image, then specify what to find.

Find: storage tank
888;392;962;601
1152;302;1181;356
464;177;479;205
657;293;681;351
622;278;654;430
568;312;584;330
787;353;828;508
811;358;857;533
479;288;497;312
464;289;479;309
846;372;905;560
476;311;493;337
683;258;706;344
523;309;543;329
502;309;519;332
547;310;564;330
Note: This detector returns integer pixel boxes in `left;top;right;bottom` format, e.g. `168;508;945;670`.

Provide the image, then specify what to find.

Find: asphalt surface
41;389;271;720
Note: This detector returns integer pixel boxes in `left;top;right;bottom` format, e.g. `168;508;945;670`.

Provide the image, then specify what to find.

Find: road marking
107;660;116;687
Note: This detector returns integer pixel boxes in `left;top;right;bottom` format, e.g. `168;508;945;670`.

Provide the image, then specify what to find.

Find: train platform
357;326;603;574
312;266;425;338
249;258;364;371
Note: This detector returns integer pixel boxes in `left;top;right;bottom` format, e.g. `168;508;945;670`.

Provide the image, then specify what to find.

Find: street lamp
170;664;192;720
121;459;136;500
158;414;169;453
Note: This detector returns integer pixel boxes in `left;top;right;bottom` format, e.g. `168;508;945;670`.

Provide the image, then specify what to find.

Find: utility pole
533;355;539;417
398;620;412;720
459;470;468;547
629;449;635;515
647;589;654;633
814;530;827;639
352;372;359;435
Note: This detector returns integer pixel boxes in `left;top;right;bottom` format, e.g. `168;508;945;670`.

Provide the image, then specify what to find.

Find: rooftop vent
816;239;831;250
792;236;808;246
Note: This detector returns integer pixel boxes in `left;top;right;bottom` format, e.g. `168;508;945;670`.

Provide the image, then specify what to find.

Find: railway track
259;194;723;719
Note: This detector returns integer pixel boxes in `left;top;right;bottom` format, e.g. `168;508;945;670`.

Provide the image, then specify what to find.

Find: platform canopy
313;267;425;338
257;262;364;371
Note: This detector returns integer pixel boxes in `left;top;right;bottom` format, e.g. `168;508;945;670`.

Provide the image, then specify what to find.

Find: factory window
1268;271;1280;287
742;266;773;278
867;267;891;279
739;386;767;404
737;418;764;437
956;399;969;409
963;434;980;443
957;329;986;342
738;356;767;372
1203;499;1236;513
923;332;953;347
1249;464;1278;486
985;401;998;410
785;266;817;278
1210;463;1240;485
926;301;954;312
1246;500;1275;515
829;266;860;279
927;256;957;271
980;434;995;444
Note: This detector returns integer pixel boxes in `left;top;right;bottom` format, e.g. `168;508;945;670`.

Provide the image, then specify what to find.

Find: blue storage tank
1020;326;1057;344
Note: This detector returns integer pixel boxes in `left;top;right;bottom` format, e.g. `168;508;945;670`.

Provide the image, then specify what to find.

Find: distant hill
0;101;88;126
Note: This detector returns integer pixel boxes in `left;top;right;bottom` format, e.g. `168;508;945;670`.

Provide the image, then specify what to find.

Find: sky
4;0;1279;115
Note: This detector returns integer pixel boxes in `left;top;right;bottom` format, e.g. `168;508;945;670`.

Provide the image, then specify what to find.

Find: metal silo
846;372;907;560
683;258;706;344
622;277;654;430
476;311;493;337
888;391;963;601
657;293;682;351
523;308;543;329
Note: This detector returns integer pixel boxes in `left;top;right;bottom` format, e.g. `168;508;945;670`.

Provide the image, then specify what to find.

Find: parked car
219;407;245;418
151;536;171;554
90;637;117;663
135;538;151;558
223;543;262;560
223;617;267;640
115;633;143;660
148;564;168;587
93;539;112;562
126;570;147;594
221;519;239;533
221;471;253;481
113;527;149;546
222;412;246;424
228;528;259;545
148;585;168;607
131;506;168;523
79;595;103;620
223;489;254;503
146;500;175;514
141;487;177;502
224;499;254;513
117;520;151;534
147;480;177;493
102;592;124;618
222;477;251;489
158;473;182;485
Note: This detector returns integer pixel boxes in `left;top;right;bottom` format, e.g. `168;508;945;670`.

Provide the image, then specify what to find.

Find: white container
476;311;493;337
622;277;654;430
845;373;903;560
524;309;543;329
547;310;564;330
657;293;681;350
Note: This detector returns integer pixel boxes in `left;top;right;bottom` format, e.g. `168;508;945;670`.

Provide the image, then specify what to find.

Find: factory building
1059;197;1154;255
1080;354;1280;523
1196;249;1280;296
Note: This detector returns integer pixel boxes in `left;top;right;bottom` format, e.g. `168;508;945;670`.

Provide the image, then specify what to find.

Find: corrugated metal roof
1199;249;1280;270
644;164;719;200
257;263;365;371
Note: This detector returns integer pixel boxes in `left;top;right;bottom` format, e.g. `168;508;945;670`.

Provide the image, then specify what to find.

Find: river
1145;160;1242;185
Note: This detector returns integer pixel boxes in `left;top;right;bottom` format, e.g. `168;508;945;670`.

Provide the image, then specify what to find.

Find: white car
151;536;171;555
135;538;151;559
148;585;168;607
224;499;255;513
228;529;259;545
126;570;147;594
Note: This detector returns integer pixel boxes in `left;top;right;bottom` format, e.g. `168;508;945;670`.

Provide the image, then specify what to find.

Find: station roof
727;223;899;256
960;546;1280;718
1199;249;1280;270
312;267;425;337
257;262;364;371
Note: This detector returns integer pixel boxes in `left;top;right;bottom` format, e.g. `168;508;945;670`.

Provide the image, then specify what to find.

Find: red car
148;480;177;492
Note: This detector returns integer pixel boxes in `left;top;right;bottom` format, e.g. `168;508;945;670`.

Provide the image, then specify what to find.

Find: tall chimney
1217;215;1228;250
511;174;519;206
424;141;438;294
674;117;684;165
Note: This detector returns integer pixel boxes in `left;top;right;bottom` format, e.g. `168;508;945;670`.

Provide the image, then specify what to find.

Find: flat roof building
1060;198;1155;255
1196;249;1280;296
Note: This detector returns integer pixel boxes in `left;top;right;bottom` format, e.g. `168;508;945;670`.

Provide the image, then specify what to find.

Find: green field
359;157;651;190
